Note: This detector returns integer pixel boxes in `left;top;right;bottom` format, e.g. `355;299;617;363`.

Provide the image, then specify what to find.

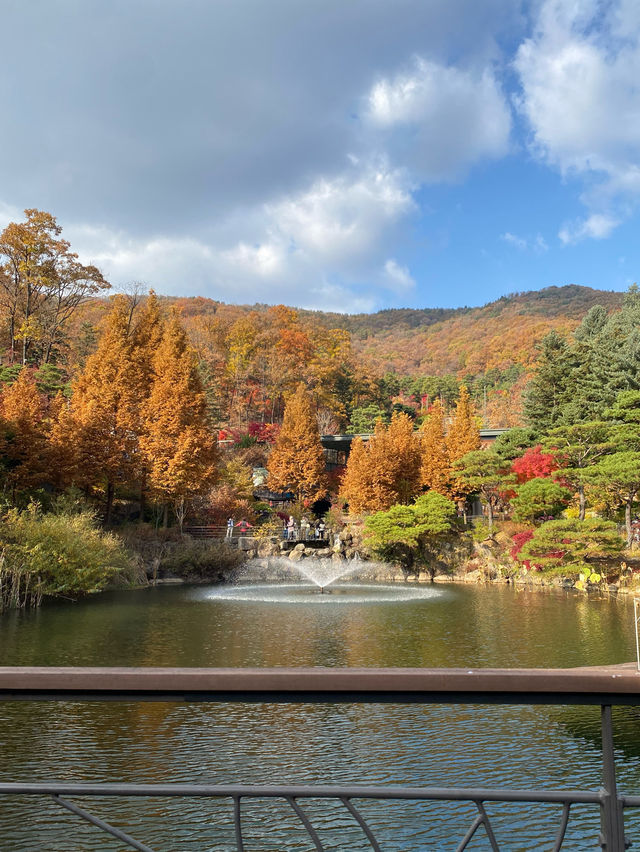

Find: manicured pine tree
542;422;613;520
267;382;328;504
419;398;452;496
453;449;504;530
141;309;218;530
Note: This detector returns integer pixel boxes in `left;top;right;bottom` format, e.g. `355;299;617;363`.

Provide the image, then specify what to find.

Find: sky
2;0;640;313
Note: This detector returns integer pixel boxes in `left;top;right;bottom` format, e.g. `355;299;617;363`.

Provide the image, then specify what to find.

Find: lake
0;581;638;850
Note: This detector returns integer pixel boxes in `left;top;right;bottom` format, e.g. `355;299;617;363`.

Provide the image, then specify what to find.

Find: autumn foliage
267;383;328;503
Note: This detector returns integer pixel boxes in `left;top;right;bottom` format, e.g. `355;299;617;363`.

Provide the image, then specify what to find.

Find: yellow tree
420;398;452;496
0;369;49;495
340;413;421;512
267;383;328;503
141;310;218;529
447;386;480;462
61;296;142;521
447;385;481;512
340;435;376;513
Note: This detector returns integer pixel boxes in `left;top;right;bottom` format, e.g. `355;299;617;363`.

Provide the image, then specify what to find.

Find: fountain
203;556;443;604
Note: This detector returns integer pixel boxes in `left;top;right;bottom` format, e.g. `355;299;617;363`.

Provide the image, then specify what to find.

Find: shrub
159;540;244;580
0;505;133;610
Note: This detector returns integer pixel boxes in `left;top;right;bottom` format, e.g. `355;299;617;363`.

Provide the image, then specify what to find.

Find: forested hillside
0;210;625;430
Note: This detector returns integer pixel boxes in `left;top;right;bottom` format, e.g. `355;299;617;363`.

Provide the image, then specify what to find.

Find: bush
159;540;245;580
0;505;133;610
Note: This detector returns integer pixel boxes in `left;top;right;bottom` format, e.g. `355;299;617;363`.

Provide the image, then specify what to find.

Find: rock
332;552;345;562
315;548;332;558
288;549;305;562
418;571;429;583
293;543;306;552
154;577;185;585
257;540;279;558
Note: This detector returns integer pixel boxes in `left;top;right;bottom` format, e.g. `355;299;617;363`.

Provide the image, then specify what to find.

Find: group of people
284;515;326;541
225;517;252;538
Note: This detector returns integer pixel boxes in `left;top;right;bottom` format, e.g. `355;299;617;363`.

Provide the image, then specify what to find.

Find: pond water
0;580;639;850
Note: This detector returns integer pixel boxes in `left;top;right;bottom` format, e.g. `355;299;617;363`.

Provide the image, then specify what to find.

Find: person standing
226;517;234;538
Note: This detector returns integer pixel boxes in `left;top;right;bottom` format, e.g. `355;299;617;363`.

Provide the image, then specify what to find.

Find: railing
0;665;639;851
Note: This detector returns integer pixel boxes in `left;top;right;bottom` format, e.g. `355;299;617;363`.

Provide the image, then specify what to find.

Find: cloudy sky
2;0;640;312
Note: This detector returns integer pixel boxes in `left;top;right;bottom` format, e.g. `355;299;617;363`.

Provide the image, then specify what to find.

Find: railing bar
456;813;484;851
340;797;382;852
551;802;571;852
285;796;325;851
623;796;640;807
52;795;155;852
475;802;500;852
233;795;245;852
0;782;603;804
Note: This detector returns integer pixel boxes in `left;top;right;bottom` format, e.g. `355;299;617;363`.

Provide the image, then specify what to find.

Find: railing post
599;704;628;851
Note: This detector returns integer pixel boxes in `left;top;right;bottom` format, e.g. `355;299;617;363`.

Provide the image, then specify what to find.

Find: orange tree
419;398;452;496
267;382;328;504
141;310;218;529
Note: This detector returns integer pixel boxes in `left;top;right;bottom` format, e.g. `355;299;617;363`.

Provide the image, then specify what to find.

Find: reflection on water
0;582;638;849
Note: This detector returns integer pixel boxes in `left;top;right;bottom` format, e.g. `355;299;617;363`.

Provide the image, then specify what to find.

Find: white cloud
501;231;527;250
383;259;416;292
65;163;417;312
516;0;640;238
558;213;620;244
500;231;548;252
366;57;511;181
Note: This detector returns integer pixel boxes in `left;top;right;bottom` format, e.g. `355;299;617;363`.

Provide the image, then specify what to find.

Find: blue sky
1;0;639;312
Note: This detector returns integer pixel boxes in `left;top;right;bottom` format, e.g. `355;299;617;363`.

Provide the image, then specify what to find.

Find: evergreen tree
453;449;504;530
517;518;624;578
510;478;571;524
363;491;458;573
523;330;575;431
267;383;328;504
141;310;218;529
542;422;613;519
562;305;615;423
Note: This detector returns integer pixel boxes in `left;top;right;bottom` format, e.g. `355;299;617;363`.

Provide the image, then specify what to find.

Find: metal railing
0;664;639;851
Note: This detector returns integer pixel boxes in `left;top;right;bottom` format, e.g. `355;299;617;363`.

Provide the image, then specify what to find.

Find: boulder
293;543;306;552
332;552;345;562
288;549;305;562
257;539;279;558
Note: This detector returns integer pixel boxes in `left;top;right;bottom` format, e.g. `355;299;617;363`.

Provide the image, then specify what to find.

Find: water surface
0;581;638;849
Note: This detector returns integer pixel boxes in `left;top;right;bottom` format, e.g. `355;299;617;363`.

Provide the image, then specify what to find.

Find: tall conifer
62;296;140;520
141;310;218;528
419;398;452;496
267;383;328;503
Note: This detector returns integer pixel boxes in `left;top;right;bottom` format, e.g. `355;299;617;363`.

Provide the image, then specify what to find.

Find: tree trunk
162;503;169;529
578;484;586;521
626;497;635;549
105;481;114;525
487;499;494;531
